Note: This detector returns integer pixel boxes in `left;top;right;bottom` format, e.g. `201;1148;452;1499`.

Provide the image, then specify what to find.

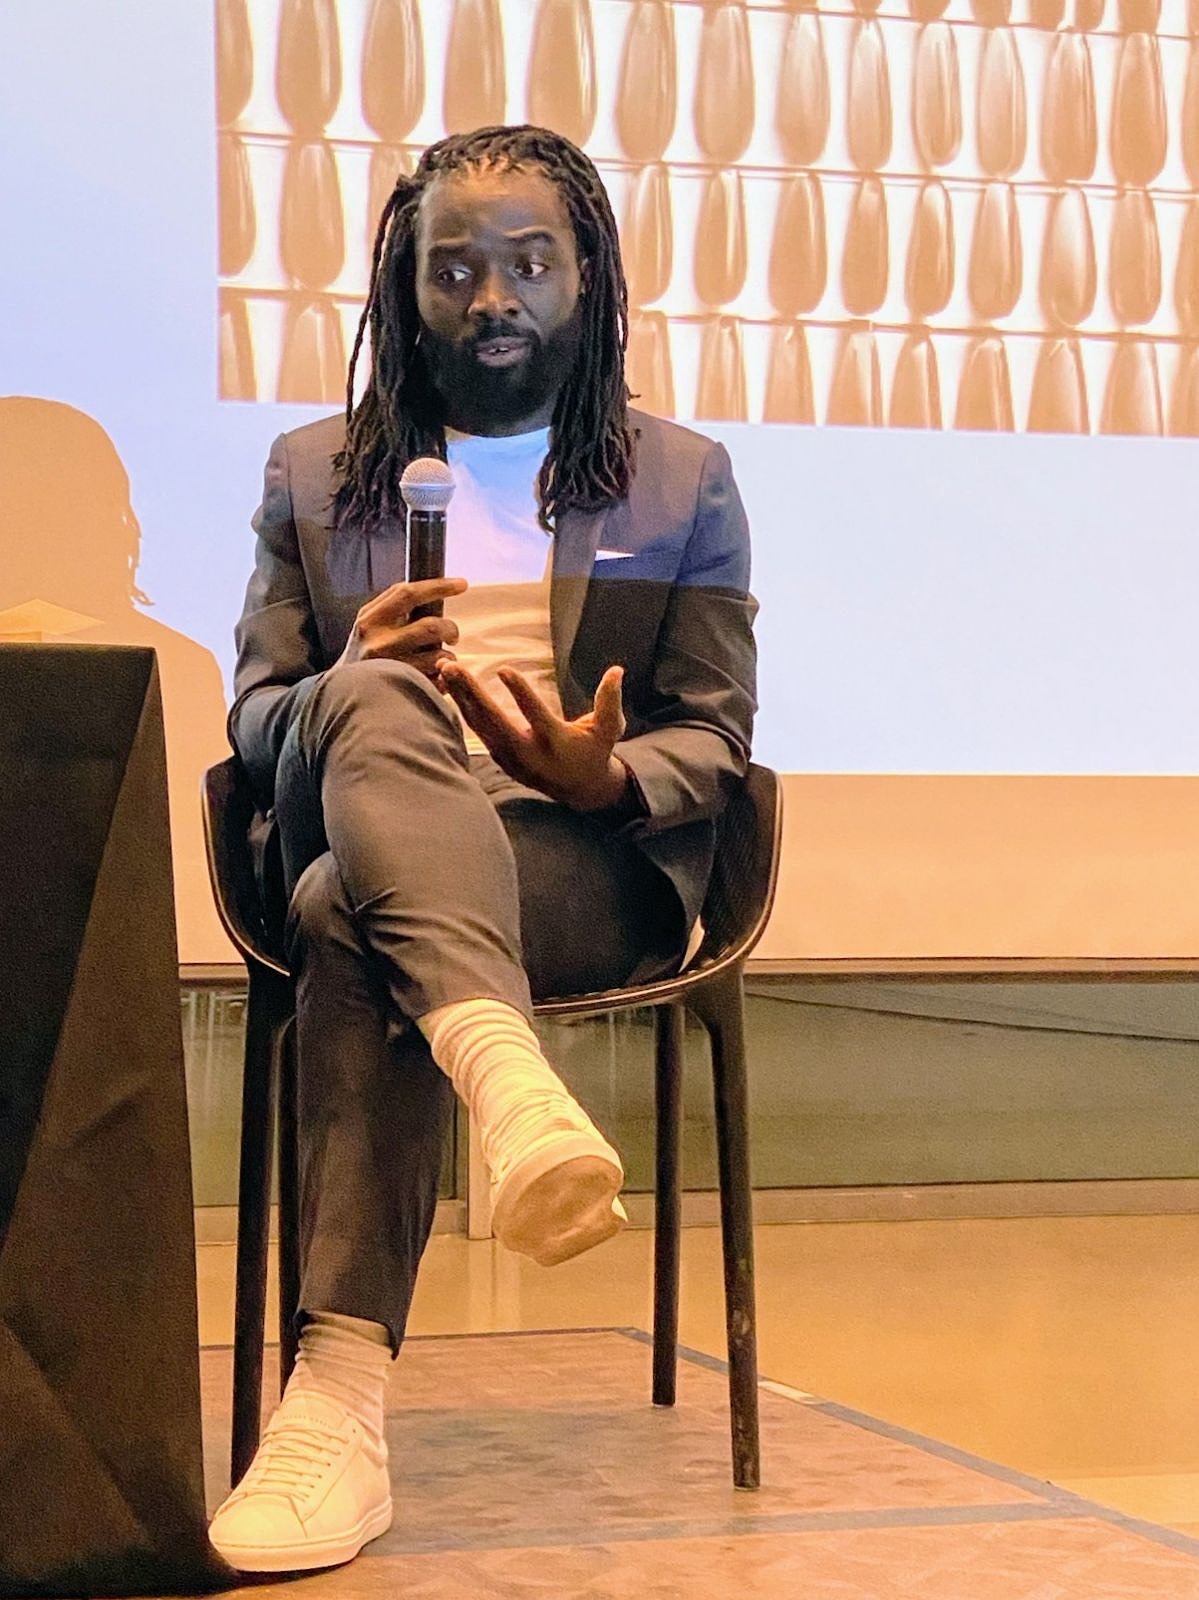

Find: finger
359;576;468;627
592;665;626;743
441;664;522;747
398;615;458;653
496;666;559;733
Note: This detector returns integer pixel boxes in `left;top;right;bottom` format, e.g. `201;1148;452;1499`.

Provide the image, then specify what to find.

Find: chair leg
231;966;288;1486
276;1018;301;1395
652;1004;685;1407
692;969;760;1491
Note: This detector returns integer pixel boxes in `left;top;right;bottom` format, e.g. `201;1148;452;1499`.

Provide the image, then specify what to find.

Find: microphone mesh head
400;456;455;512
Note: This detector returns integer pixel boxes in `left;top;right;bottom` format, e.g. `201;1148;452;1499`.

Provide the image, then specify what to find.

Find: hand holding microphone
337;457;463;676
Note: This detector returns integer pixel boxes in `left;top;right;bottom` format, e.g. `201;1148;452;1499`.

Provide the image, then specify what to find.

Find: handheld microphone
399;457;455;619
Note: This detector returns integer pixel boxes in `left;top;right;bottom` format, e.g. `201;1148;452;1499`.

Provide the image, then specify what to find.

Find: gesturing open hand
440;661;631;813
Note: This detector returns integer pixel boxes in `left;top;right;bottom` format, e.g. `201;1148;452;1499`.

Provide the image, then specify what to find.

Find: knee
310;658;441;723
286;851;353;960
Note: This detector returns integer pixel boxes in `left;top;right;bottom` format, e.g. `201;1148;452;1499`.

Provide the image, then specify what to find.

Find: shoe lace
244;1420;344;1496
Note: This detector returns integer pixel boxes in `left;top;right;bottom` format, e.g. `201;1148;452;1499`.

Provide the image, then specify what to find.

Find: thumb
593;666;626;744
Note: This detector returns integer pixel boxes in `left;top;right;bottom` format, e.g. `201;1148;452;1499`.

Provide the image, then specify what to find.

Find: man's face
414;164;586;436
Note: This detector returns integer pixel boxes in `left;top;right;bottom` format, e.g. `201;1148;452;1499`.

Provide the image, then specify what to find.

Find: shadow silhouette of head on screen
0;395;233;963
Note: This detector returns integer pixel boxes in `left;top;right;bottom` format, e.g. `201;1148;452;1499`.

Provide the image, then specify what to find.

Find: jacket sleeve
613;440;758;834
227;432;326;804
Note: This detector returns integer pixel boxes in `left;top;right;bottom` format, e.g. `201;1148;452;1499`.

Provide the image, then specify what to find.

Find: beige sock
288;1311;392;1446
418;998;582;1169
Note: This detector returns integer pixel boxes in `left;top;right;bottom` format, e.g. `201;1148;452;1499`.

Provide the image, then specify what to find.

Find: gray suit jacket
229;407;757;931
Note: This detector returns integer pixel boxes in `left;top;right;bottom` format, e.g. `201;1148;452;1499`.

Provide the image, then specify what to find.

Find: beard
417;305;585;432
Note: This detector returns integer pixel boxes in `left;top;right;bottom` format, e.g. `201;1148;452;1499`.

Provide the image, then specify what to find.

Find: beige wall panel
759;775;1199;963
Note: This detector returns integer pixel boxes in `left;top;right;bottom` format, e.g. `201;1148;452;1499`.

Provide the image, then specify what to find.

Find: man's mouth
474;336;531;368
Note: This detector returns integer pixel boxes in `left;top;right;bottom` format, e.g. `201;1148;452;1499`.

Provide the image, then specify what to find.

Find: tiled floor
199;1210;1199;1545
197;1331;1199;1599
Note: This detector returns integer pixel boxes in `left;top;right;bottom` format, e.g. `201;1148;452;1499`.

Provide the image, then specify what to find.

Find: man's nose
469;266;519;321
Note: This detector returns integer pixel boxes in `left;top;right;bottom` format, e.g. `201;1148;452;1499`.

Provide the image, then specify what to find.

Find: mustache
464;320;538;351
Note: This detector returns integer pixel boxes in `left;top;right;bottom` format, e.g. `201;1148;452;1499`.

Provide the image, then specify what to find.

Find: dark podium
0;646;231;1596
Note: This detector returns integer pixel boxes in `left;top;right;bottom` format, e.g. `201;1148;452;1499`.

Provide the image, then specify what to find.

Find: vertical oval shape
626;311;675;416
842;177;890;315
1100;338;1162;432
694;2;754;163
847;20;893;172
216;0;254;127
827;329;883;427
971;0;1012;22
443;0;506;132
1110;33;1166;186
1108;187;1160;325
219;291;257;400
366;144;415;262
361;0;424;142
1041;33;1097;185
1168;344;1199;435
768;174;827;316
910;0;950;18
616;1;676;161
1029;0;1065;27
696;316;748;421
528;0;597;146
890;331;942;427
1176;201;1199;336
275;0;342;136
1075;0;1105;27
912;23;962;169
694;170;747;307
623;163;673;308
763;323;815;424
954;334;1014;429
905;179;955;317
976;27;1026;178
277;295;347;403
1040;187;1096;326
776;12;830;167
218;133;256;277
1184;43;1199;188
968;181;1023;319
1027;337;1090;432
1117;0;1159;27
280;140;345;289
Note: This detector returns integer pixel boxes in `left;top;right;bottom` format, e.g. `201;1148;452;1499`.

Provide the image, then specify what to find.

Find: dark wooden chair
202;756;782;1491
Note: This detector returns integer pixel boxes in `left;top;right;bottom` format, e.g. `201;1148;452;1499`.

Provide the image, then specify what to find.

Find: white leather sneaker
208;1390;392;1572
488;1091;628;1267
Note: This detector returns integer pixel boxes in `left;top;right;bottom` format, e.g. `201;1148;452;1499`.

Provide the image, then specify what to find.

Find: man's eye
436;266;470;286
515;259;548;279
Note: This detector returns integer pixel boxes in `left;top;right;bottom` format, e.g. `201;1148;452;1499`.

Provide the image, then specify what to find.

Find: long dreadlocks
333;125;634;534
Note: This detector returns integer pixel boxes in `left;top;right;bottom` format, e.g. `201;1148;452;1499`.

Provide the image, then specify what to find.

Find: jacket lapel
550;504;608;714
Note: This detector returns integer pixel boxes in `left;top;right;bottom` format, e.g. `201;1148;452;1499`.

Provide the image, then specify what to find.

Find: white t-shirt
443;425;564;756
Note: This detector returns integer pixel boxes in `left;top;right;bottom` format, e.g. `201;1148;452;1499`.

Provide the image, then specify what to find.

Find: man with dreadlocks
210;125;756;1571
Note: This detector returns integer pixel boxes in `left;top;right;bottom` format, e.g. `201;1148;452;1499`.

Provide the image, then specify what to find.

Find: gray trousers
273;660;682;1350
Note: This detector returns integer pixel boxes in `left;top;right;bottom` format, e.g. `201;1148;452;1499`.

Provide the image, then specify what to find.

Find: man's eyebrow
426;228;561;255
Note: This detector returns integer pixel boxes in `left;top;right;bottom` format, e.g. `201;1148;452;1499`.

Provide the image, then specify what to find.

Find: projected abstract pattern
216;0;1199;435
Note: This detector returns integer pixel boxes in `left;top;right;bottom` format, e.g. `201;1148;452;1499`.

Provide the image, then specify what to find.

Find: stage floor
194;1329;1199;1598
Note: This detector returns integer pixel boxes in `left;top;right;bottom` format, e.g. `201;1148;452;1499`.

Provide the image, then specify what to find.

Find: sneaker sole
492;1141;626;1267
212;1496;393;1573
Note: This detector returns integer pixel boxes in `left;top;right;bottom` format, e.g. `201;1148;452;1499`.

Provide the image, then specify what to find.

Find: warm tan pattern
216;0;1199;435
190;1330;1199;1600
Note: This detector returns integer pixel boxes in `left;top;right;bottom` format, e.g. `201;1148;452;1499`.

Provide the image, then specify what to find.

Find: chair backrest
690;763;783;979
201;757;288;976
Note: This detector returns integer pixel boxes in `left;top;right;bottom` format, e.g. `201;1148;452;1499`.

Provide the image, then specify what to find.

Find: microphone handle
407;509;447;619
